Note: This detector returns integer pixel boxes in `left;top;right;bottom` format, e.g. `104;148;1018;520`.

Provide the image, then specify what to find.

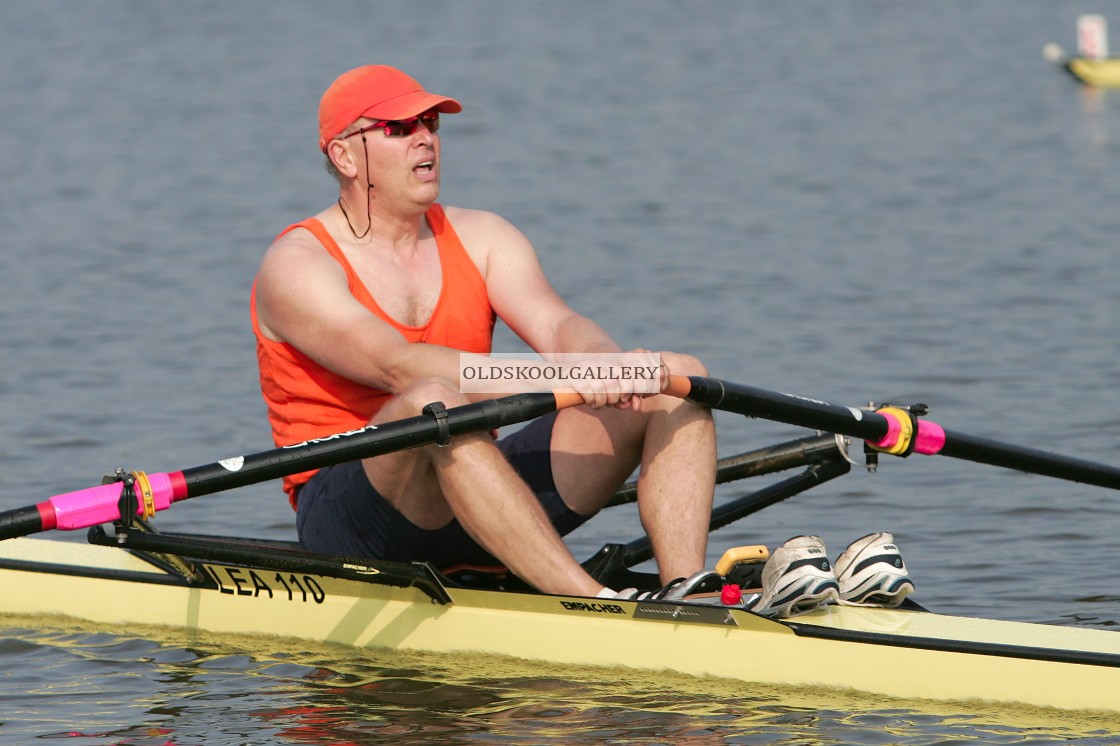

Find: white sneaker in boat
833;531;915;607
749;535;840;618
610;570;726;603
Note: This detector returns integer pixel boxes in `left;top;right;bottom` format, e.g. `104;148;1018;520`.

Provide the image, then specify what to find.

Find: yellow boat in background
1045;14;1120;87
1048;50;1120;88
1065;57;1120;87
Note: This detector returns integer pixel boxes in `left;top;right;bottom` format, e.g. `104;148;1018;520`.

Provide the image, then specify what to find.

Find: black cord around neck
338;132;374;239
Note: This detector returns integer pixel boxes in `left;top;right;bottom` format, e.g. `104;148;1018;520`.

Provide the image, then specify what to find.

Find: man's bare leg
550;353;716;584
362;380;604;596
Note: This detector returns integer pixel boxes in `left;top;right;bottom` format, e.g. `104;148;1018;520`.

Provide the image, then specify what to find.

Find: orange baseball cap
318;65;462;151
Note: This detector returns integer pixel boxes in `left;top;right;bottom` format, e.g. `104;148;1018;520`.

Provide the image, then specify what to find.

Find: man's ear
326;139;358;178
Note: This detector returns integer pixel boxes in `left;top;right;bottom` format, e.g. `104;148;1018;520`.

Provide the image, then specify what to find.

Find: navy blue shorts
294;411;593;567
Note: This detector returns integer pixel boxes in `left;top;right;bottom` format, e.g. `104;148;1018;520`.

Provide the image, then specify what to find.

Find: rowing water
3;1;1120;742
4;616;1119;745
3;616;1114;746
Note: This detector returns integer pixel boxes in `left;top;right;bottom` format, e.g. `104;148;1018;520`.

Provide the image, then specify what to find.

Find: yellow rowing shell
1;536;1120;714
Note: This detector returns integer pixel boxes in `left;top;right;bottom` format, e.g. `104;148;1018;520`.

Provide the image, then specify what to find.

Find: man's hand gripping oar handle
0;390;584;541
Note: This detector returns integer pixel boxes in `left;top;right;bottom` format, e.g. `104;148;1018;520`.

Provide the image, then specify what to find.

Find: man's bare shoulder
257;222;346;295
266;223;324;259
261;221;334;268
440;205;521;240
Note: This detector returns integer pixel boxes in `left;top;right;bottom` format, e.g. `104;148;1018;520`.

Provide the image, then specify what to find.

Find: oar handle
665;374;693;399
553;389;585;409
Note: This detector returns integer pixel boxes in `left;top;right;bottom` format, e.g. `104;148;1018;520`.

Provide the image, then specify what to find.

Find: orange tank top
250;204;495;507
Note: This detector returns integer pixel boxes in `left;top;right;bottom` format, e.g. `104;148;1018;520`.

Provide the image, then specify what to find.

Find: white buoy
1042;42;1066;63
1077;14;1109;60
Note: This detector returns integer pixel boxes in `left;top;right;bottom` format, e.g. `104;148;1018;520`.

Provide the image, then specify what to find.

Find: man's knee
376;378;470;422
662;351;708;378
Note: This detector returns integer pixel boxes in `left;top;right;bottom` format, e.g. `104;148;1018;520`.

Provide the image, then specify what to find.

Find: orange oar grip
554;375;694;409
553;389;584;409
665;374;693;399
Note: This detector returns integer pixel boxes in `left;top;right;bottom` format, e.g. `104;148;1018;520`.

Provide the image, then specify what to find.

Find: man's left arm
453;209;662;408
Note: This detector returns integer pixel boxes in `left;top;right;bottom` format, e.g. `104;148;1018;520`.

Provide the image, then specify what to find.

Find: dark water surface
4;1;1120;742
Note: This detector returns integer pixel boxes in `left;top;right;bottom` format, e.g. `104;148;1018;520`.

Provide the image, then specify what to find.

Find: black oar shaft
180;393;562;498
0;506;48;543
682;376;891;441
938;430;1120;489
676;375;1120;491
0;391;569;541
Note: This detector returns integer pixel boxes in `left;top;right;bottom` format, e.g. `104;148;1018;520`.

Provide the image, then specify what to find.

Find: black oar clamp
422;401;452;447
104;468;140;542
862;441;880;472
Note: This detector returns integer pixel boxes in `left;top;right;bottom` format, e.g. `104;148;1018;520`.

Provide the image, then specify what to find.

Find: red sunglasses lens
384;113;439;137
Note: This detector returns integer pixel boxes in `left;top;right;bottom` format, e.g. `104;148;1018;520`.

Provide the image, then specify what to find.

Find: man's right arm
253;231;461;396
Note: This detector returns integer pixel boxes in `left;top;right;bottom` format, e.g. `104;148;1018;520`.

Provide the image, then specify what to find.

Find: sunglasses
339;110;440;140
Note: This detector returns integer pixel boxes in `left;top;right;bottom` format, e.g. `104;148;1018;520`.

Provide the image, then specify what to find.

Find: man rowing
250;65;717;600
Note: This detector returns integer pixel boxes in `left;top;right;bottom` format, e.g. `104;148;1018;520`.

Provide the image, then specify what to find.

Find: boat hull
1067;57;1120;87
1;537;1119;714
